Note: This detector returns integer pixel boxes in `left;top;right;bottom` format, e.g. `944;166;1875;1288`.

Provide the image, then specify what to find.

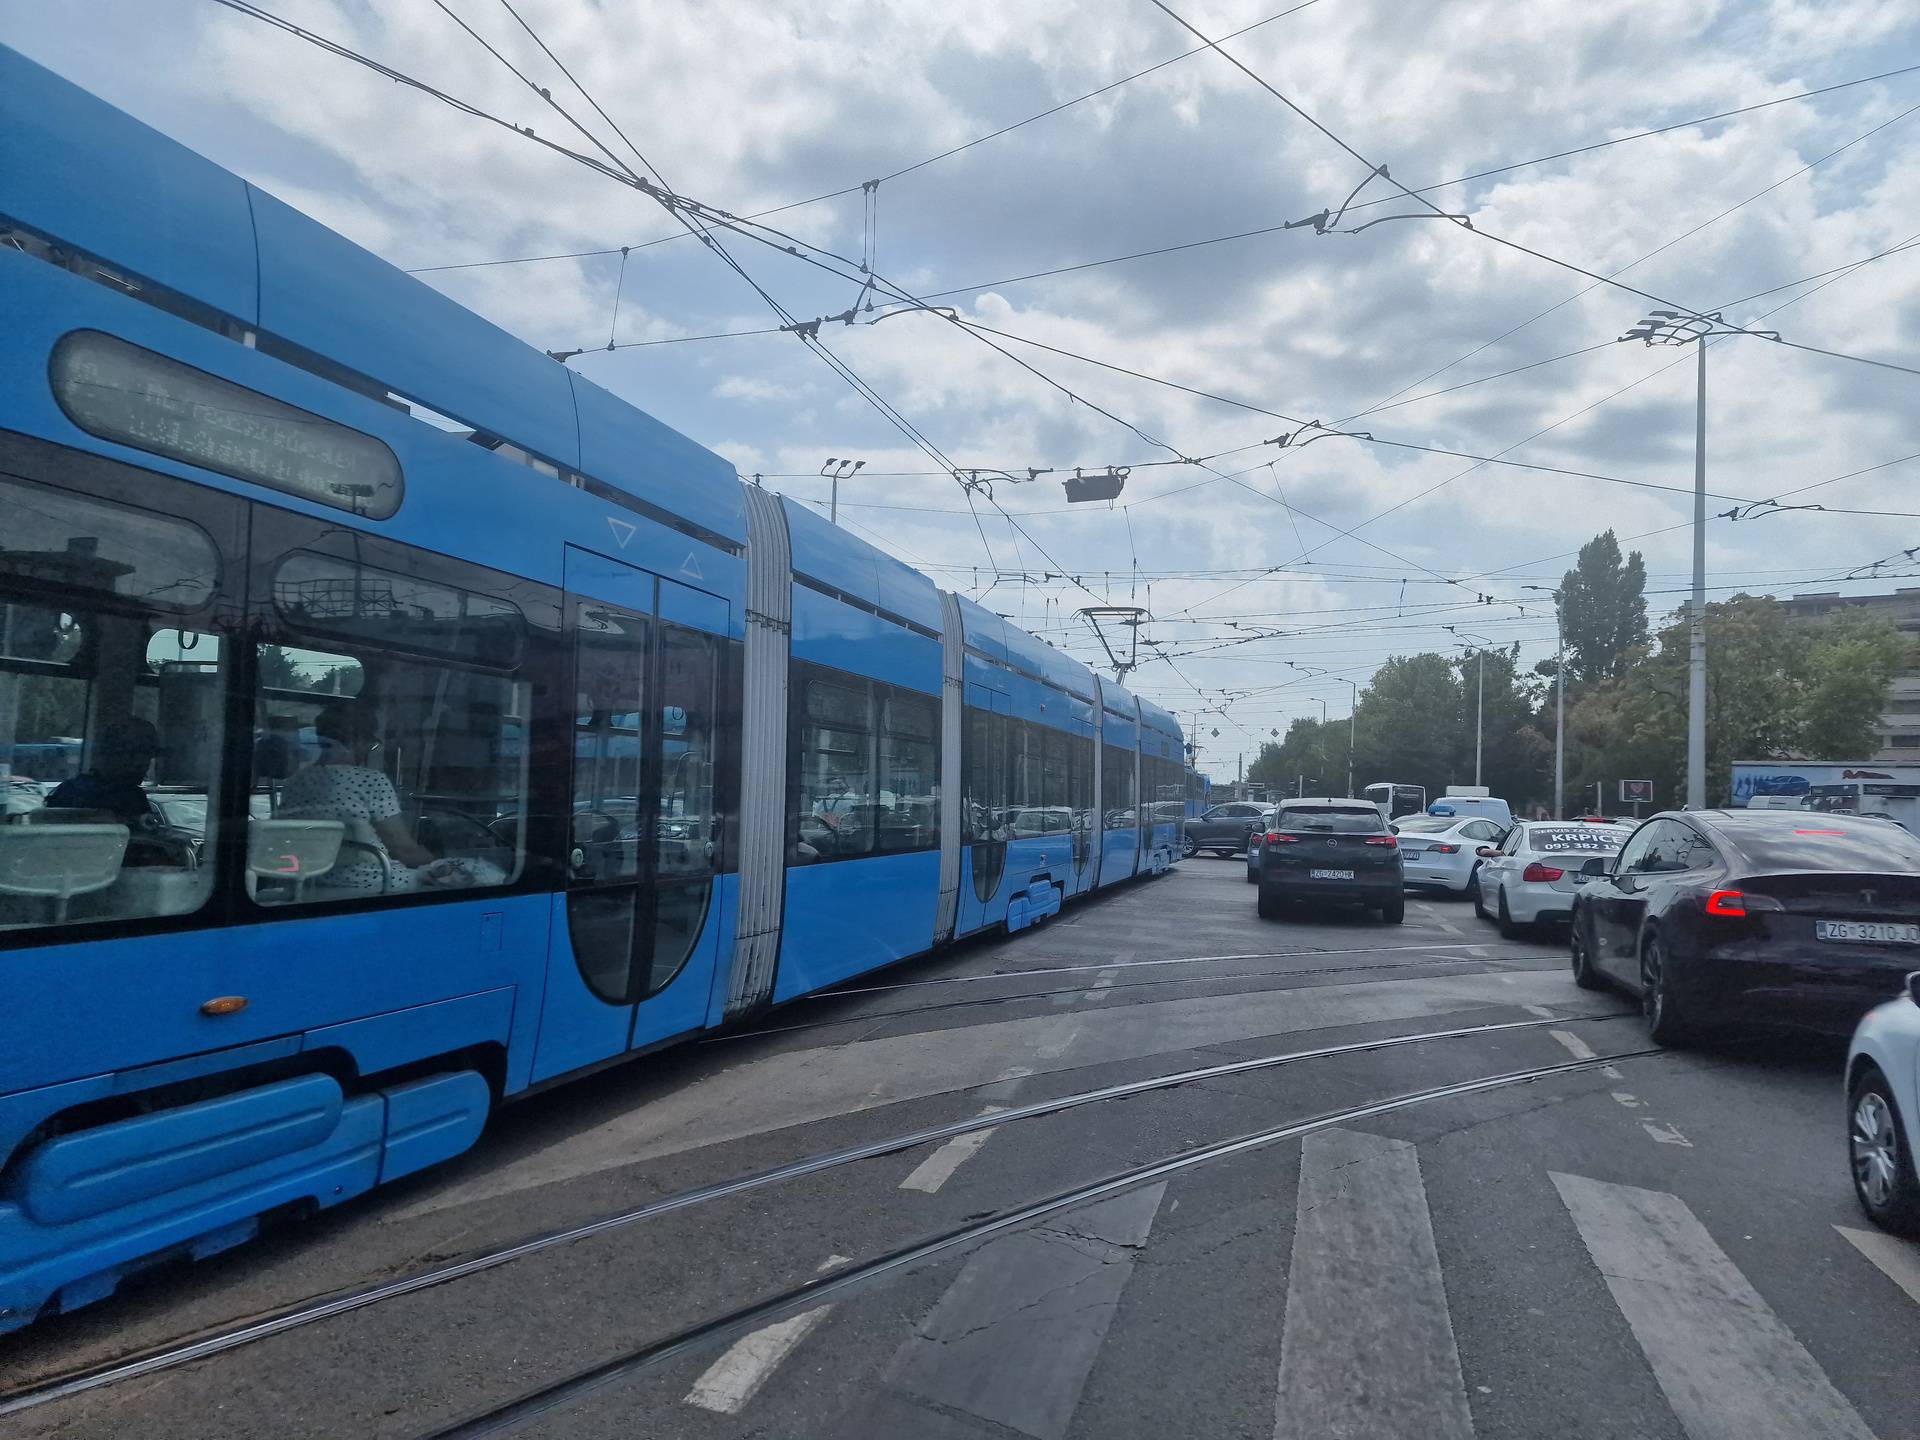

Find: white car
1393;814;1509;895
1847;978;1920;1235
1472;819;1633;936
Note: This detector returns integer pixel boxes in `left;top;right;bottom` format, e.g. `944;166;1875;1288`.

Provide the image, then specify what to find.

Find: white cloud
9;0;1920;773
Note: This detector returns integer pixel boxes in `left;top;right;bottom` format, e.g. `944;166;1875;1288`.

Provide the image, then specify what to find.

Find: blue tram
0;48;1185;1331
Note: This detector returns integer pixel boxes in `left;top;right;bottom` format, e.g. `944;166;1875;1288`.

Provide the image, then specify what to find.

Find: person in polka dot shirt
279;702;439;893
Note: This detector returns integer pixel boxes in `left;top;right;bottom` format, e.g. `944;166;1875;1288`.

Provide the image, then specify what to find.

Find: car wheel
1380;892;1405;925
1639;930;1692;1047
1244;865;1258;884
1464;865;1481;907
1256;883;1284;920
1472;876;1490;921
1849;1067;1920;1237
1569;913;1604;991
1181;833;1198;858
1497;888;1524;940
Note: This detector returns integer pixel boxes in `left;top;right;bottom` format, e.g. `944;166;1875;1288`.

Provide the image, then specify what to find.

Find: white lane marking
1600;1065;1623;1080
1553;1173;1874;1440
899;1106;1007;1193
878;1184;1166;1440
1640;1121;1692;1147
1611;1092;1644;1109
1276;1128;1473;1440
1523;1004;1556;1019
1549;1028;1596;1061
1835;1224;1920;1306
390;969;1607;1219
685;1254;851;1414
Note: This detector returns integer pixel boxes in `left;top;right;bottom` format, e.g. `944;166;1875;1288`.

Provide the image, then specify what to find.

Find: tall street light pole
1521;587;1566;819
1618;311;1776;808
1445;627;1492;788
819;457;865;525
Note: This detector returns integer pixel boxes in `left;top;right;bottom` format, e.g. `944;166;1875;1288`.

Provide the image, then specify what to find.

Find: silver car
1394;814;1509;896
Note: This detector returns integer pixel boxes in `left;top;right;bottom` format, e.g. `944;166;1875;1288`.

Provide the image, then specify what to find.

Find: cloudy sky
9;0;1920;775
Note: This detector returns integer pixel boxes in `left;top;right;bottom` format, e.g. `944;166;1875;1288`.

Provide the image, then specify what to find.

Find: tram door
533;547;723;1082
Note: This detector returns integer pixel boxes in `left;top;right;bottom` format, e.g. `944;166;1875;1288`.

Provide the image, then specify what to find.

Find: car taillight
1365;836;1397;847
1521;862;1563;883
1705;889;1783;917
1265;832;1295;844
1427;843;1459;854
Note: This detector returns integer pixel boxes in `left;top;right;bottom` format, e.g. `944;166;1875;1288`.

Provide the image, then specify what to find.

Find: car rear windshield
1529;826;1627;853
1718;815;1920;871
1278;808;1383;833
1394;817;1457;833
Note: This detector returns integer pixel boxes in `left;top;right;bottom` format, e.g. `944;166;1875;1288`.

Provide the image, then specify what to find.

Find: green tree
1559;531;1649;684
1563;596;1913;806
1353;654;1462;796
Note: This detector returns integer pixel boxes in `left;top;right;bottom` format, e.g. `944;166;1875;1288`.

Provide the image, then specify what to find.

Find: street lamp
1445;627;1491;788
1521;586;1565;819
819;457;865;524
1618;311;1777;808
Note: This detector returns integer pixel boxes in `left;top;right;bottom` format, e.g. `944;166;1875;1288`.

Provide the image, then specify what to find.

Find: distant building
1779;588;1920;760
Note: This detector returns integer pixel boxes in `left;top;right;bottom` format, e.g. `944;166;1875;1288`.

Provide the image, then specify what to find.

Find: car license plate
1310;867;1355;880
1815;919;1920;944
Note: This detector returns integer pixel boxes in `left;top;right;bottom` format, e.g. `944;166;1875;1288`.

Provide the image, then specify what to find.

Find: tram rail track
716;947;1570;1044
0;1008;1631;1417
426;1042;1670;1438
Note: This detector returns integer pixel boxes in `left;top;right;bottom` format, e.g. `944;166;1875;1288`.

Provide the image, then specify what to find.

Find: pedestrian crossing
663;1123;1920;1439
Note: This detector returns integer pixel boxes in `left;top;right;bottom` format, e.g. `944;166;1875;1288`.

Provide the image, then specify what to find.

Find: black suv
1183;801;1272;857
1256;799;1405;923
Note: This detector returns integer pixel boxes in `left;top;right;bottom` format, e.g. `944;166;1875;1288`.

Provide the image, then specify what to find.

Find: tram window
0;472;220;613
1042;728;1070;817
249;637;528;906
656;623;718;883
0;607;224;933
1102;742;1135;829
273;552;524;667
877;690;939;854
791;671;877;863
963;706;1008;843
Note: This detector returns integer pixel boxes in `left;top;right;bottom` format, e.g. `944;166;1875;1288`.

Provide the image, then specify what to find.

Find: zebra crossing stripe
1553;1173;1874;1440
1275;1128;1473;1440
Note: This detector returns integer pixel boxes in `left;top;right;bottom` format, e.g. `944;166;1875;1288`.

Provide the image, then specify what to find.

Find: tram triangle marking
607;516;637;550
681;552;704;580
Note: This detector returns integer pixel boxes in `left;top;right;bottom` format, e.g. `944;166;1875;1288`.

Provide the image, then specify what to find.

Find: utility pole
1687;333;1708;809
820;457;865;525
1341;677;1358;799
1619;311;1778;809
1521;587;1565;819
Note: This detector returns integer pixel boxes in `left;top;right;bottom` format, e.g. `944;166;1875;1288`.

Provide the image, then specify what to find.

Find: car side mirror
1579;856;1609;877
1475;846;1500;859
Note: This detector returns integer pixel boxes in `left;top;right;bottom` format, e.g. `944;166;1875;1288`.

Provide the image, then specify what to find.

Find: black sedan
1569;809;1920;1044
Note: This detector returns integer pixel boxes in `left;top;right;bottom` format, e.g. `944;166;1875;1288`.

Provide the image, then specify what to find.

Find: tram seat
0;822;130;924
245;818;345;903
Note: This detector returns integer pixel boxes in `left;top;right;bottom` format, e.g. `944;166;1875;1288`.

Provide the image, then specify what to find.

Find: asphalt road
5;858;1919;1439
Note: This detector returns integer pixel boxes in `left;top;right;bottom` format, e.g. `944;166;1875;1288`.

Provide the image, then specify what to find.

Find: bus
1364;781;1428;821
0;47;1187;1333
